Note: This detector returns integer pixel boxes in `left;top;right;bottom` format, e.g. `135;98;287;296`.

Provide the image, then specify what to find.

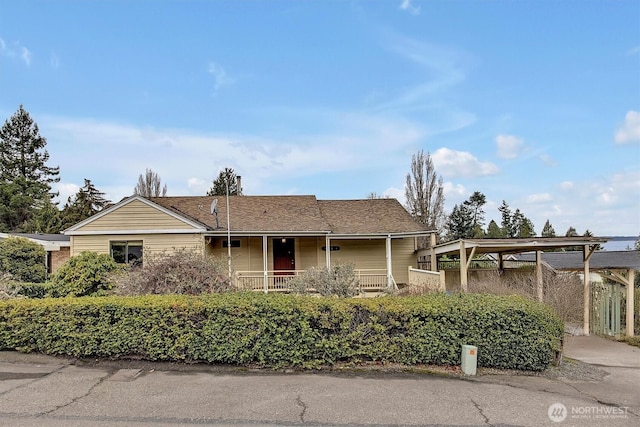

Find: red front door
273;238;295;274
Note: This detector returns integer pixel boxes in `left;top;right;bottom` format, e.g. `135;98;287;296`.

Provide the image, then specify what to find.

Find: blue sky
1;0;639;237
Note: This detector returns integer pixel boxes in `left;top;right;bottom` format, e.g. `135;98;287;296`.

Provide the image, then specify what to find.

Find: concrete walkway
564;334;640;368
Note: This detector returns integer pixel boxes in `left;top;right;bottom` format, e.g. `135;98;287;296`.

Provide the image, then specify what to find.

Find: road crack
40;368;114;416
295;394;307;423
470;398;491;426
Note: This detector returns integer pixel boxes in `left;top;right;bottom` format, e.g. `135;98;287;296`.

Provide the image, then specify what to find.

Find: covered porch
204;231;431;293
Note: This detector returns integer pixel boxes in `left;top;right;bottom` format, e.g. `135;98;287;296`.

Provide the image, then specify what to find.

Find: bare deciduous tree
405;150;445;242
134;168;167;197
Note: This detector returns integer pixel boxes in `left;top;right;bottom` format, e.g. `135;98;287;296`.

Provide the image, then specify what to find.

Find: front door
273;238;295;274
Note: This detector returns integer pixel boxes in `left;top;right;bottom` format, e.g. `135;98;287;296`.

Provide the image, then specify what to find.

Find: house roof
318;199;429;235
0;232;70;250
145;195;432;236
151;195;332;233
515;250;640;271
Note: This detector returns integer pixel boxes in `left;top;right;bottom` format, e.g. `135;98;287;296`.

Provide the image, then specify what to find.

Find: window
222;240;241;248
110;241;143;265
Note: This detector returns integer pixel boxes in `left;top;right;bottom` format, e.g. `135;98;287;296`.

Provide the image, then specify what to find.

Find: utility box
461;345;478;375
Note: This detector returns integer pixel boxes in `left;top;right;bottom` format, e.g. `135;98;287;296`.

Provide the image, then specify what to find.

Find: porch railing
234;269;389;293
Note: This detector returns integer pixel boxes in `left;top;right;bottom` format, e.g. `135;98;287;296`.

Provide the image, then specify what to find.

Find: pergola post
536;250;543;302
460;240;468;292
583;244;596;336
627;270;635;337
430;233;437;272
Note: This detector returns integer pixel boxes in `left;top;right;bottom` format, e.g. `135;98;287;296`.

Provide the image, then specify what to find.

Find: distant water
601;236;638;251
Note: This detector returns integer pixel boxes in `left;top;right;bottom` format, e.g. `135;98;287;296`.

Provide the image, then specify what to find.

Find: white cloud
40;110;424;201
187;177;208;194
207;61;234;93
627;45;640;56
526;193;552;203
495;134;525;159
442;181;466;198
614;110;640;144
0;38;31;66
538;153;557;167
432;147;499;178
20;46;31;66
399;0;421;15
52;182;80;205
382;186;404;203
560;181;574;191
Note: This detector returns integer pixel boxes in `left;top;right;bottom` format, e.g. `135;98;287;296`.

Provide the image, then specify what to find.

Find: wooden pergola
425;236;610;336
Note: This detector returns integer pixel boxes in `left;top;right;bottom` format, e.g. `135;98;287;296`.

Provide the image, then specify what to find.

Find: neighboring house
0;232;71;275
63;195;435;291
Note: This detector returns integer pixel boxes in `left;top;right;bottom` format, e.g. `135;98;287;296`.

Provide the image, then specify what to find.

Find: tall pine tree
207;168;242;196
61;179;110;228
0;105;60;231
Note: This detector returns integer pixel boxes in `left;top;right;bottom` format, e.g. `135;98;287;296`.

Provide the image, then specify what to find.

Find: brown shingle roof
318;199;430;234
149;196;430;235
151;195;331;232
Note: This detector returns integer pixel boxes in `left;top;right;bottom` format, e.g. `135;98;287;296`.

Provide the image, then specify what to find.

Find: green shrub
113;248;231;295
48;251;123;297
288;264;359;297
0;237;46;283
0;293;563;371
0;273;48;299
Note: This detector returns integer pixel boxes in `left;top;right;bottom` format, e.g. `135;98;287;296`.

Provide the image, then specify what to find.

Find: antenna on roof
211;198;219;229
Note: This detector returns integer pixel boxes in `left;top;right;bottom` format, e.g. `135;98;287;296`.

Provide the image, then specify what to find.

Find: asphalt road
0;345;638;427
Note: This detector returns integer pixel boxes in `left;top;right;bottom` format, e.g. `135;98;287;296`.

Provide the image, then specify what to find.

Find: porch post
262;235;268;293
628;269;635;337
325;235;331;268
536;250;543;302
459;241;468;292
386;235;393;288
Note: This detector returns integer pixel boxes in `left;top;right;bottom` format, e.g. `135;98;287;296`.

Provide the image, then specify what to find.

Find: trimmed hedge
0;293;563;371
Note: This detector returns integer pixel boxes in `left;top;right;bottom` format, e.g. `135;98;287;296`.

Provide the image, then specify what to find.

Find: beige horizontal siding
71;233;203;257
328;239;386;270
77;200;200;231
391;238;416;284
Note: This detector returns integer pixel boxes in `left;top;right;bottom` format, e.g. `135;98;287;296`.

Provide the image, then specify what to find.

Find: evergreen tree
0;105;60;231
27;199;63;234
498;200;514;237
445;203;474;241
541;219;556;237
583;229;602;250
512;208;536;237
486;220;503;238
464;191;486;237
207;168;241;196
61;179;110;228
565;226;578;237
134;168;167;197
